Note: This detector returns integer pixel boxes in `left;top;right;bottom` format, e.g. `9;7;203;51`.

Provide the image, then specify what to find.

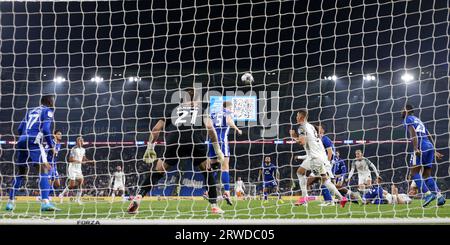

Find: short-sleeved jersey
403;115;433;151
297;122;327;161
262;163;276;182
235;180;245;189
352;158;374;175
17;106;54;147
161;102;208;144
332;157;347;176
210;108;232;142
112;171;125;186
70;145;85;164
45;139;61;165
69;146;85;173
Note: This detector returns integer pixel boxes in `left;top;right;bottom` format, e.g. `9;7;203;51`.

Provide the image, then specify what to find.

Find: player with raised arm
346;150;380;193
208;101;242;205
331;150;362;203
290;110;347;207
258;156;284;204
402;104;445;207
58;137;95;205
127;88;225;214
234;177;246;199
5;95;60;212
46;130;62;197
110;166;126;203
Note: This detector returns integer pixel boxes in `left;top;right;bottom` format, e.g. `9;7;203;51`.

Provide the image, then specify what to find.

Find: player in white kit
59;137;95;204
234;177;246;199
346;149;380;193
290;109;347;207
110;166;126;203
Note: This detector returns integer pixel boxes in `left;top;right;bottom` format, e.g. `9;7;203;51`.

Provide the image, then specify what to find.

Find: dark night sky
0;0;449;189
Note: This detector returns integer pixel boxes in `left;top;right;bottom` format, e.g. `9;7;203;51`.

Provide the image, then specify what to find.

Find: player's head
76;136;84;147
41;95;55;108
402;104;414;119
335;150;340;158
315;124;325;136
296;109;308;124
264;156;271;164
355;149;363;159
116;166;122;171
238;177;242;181
182;87;196;104
375;176;383;184
54;130;62;141
223;101;232;109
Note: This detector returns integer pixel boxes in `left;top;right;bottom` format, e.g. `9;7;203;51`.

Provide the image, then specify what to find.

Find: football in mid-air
241;72;254;84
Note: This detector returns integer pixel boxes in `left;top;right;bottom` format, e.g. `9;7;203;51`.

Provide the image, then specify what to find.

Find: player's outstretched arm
367;158;380;177
226;115;242;135
427;131;444;160
346;161;355;182
143;119;165;164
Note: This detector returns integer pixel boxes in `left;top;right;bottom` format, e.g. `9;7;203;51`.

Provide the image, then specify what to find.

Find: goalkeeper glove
212;142;225;164
143;142;157;164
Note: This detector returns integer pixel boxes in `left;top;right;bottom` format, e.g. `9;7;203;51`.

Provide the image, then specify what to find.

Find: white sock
60;186;69;197
111;192;116;201
211;203;218;208
297;173;308;197
76;188;82;201
42;198;50;204
324;179;343;199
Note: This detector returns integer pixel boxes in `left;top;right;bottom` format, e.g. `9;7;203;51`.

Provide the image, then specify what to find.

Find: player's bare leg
294;167;309;206
320;174;347;207
59;179;77;203
76;178;84;205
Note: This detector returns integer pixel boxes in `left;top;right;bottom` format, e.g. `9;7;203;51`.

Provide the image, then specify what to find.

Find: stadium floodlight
401;73;414;83
324;75;337;81
53;76;66;83
363;75;376;81
128;76;141;82
90;76;104;83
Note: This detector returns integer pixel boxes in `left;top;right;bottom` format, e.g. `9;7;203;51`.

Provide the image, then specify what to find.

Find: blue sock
321;185;333;202
264;192;268;200
9;176;23;201
221;171;230;192
412;173;429;193
39;172;50;201
424;177;440;193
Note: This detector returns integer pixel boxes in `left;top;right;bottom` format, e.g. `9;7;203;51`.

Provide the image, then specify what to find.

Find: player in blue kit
332;151;347;186
402;104;445;207
46;130;62;196
208;101;242;205
5;95;60;211
258;156;283;204
362;176;384;205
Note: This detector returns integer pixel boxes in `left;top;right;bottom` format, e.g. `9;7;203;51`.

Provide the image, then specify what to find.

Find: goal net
0;0;449;224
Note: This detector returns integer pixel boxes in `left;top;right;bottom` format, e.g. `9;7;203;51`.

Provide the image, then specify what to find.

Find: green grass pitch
0;199;449;220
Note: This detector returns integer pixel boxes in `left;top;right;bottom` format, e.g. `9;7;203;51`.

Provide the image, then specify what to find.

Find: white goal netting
0;0;449;223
